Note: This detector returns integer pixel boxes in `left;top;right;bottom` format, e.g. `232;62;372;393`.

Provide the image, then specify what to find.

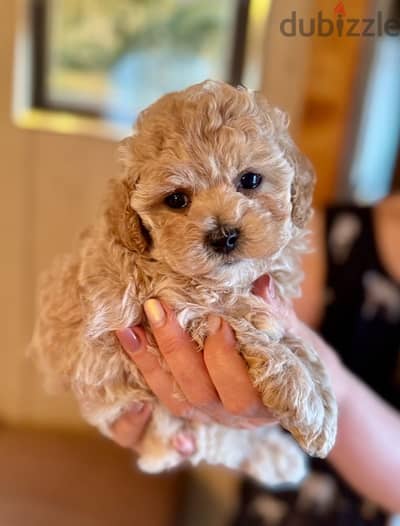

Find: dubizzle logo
333;2;346;17
280;2;400;37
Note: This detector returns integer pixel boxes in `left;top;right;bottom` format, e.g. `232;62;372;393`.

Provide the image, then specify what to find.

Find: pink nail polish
116;328;141;354
171;432;196;457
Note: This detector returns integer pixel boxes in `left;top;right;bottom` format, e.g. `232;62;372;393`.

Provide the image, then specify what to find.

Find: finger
231;415;277;429
171;431;197;457
252;274;274;301
204;316;272;419
252;275;292;325
116;327;194;418
143;300;220;411
111;403;152;449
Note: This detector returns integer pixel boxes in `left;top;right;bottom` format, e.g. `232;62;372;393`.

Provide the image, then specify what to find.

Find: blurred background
1;0;399;525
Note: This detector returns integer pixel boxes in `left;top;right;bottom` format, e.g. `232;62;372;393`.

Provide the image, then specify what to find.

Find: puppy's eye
239;172;262;190
164;192;190;209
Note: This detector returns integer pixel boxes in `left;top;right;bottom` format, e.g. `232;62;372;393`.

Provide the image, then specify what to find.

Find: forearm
298;322;400;512
329;368;400;512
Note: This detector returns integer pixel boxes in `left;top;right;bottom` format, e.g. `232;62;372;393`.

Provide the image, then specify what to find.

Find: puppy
30;80;337;486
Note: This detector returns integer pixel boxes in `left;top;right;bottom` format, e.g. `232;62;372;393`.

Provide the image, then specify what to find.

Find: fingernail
144;299;166;327
128;402;145;414
171;432;196;457
207;315;221;335
116;328;142;354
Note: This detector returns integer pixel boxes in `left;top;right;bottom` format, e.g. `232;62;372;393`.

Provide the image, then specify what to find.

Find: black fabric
321;206;400;408
232;205;400;526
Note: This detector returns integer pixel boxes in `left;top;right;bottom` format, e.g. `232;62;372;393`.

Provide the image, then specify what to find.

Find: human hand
110;402;153;450
111;274;346;454
112;297;276;454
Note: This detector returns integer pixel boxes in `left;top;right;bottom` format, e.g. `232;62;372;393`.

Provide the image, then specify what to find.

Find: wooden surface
262;0;371;206
0;426;185;526
294;0;370;205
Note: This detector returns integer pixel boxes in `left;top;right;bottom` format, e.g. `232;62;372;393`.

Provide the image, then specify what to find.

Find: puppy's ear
270;106;316;228
105;177;150;253
105;136;150;253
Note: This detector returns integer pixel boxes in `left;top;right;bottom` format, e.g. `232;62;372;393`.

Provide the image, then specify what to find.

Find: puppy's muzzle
207;225;240;254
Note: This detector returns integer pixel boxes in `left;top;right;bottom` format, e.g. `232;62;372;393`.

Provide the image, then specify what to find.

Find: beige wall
262;0;314;132
1;0;118;430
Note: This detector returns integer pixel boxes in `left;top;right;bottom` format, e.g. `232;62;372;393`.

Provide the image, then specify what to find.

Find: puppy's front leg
238;331;337;457
280;334;337;456
228;302;337;458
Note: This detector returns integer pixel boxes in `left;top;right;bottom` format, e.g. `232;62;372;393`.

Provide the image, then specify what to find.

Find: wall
1;0;118;430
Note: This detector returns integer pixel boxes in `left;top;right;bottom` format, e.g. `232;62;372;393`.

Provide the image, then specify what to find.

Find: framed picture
30;0;270;125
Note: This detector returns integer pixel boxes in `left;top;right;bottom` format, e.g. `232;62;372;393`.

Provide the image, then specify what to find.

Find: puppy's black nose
208;227;240;254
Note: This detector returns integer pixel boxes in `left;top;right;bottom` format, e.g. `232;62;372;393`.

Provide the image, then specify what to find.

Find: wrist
325;349;351;408
295;321;350;407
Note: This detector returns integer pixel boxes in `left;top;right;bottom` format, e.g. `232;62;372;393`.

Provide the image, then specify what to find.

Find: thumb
111;403;152;449
252;275;290;322
252;274;274;302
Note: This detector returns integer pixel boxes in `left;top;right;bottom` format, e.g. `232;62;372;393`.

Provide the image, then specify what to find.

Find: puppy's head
115;80;315;284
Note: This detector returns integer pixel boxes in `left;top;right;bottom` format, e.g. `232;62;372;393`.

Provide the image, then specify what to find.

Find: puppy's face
119;81;314;285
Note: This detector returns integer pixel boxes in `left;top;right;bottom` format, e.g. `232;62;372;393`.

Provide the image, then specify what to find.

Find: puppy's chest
146;280;282;347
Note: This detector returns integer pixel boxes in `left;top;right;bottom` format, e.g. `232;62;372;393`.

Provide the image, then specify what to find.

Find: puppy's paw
136;405;191;473
289;397;337;458
243;428;307;487
245;338;337;458
137;449;183;473
282;335;338;458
